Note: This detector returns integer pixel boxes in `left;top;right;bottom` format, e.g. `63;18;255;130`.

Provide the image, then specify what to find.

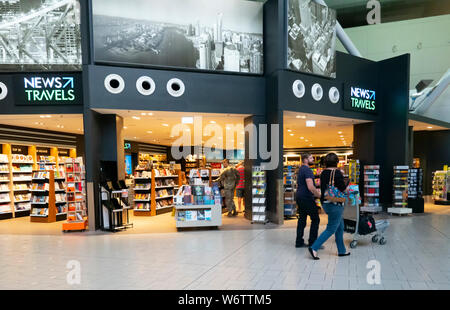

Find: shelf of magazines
251;165;267;224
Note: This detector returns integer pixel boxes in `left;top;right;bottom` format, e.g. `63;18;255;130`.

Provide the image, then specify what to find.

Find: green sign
14;73;82;106
344;84;377;113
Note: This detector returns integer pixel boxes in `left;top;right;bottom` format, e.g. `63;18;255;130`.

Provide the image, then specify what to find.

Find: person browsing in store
308;153;350;260
295;153;321;248
213;159;240;217
235;161;245;213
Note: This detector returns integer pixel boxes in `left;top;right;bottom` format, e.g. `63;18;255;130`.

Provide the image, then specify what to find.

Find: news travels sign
14;73;82;106
343;84;378;114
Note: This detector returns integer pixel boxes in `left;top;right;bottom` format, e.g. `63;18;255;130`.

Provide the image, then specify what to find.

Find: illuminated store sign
344;84;378;114
14;73;82;106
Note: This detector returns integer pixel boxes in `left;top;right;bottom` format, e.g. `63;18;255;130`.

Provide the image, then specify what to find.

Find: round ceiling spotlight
136;76;155;96
104;74;125;94
311;83;323;101
167;78;185;97
0;82;8;100
292;79;305;98
328;86;340;104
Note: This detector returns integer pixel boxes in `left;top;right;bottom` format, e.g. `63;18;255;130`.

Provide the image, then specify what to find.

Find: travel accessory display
432;169;450;205
361;165;382;213
251;166;267;224
174;184;222;229
283;165;297;218
388;166;412;215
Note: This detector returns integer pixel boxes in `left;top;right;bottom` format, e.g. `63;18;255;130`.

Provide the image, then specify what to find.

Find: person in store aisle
235;161;245;213
295;153;322;248
214;159;240;217
308;153;350;260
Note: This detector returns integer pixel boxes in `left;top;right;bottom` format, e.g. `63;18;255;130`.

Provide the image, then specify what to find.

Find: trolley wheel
350;240;358;248
372;235;379;243
379;237;386;245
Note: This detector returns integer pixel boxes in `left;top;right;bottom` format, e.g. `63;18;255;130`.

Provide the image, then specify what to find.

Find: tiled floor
0;203;449;290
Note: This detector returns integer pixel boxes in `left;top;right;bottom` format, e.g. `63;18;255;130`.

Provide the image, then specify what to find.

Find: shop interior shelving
361;165;382;213
388;165;412;215
432;170;450;205
0;143;77;220
29;170;58;223
133;167;180;216
251;165;267;224
408;167;424;213
283;165;297;219
174;185;222;229
63;157;87;231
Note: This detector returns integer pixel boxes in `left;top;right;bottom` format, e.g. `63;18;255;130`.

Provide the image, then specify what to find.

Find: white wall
337;14;450;89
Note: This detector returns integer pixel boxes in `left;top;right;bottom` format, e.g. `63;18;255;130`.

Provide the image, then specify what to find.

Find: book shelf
388;165;412;215
251;166;267;224
348;159;360;184
432;170;450;205
133;167;180;216
283;165;297;218
62;158;87;231
188;168;212;186
361;165;381;213
29;170;58;223
0;152;12;219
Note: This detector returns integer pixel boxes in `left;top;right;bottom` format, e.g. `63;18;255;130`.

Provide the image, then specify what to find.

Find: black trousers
295;198;320;246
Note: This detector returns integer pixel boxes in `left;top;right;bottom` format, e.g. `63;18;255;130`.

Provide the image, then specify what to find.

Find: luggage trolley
343;186;389;248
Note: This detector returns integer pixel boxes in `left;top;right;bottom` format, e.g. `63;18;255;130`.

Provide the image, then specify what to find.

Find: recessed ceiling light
134;137;138;139
210;120;216;124
300;137;304;139
141;112;146;116
162;124;169;127
427;126;433;129
287;129;292;132
296;115;301;119
290;134;294;136
182;117;194;124
338;131;342;134
147;131;152;134
305;139;309;142
148;112;153;116
123;126;128;129
309;144;313;147
132;116;141;120
306;120;316;127
340;135;344;137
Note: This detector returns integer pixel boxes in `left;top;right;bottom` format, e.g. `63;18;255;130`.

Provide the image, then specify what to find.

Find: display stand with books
408;168;424;213
0;153;13;219
188;168;212;186
11;154;34;217
388;165;412;215
251;166;267;224
29;170;58;223
283;165;297;219
62;158;87;231
361;165;382;213
432;170;450;205
174;184;222;229
133;167;180;216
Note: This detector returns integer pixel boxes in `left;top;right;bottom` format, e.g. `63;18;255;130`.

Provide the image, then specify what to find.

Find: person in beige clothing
214;159;240;217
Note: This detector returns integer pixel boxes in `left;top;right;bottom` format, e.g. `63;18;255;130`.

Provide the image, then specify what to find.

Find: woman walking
308;153;350;260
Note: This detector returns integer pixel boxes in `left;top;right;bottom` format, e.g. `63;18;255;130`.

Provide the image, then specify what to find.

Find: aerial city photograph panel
92;0;264;74
287;0;337;78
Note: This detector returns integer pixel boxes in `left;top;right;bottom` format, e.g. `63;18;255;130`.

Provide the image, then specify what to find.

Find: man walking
214;159;240;217
235;161;245;213
295;153;321;248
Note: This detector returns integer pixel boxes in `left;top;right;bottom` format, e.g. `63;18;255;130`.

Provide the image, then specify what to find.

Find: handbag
324;169;346;204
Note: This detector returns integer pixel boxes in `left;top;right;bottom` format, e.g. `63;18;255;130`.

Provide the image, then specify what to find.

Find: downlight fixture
136;76;155;96
311;83;323;101
167;78;185;97
0;82;8;100
328;86;340;104
104;74;125;94
292;79;305;98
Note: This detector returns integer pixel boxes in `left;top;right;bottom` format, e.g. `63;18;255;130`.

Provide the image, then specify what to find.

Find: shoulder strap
329;169;335;187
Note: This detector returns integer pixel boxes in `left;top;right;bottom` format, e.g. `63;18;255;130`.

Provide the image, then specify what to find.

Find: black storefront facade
0;0;415;231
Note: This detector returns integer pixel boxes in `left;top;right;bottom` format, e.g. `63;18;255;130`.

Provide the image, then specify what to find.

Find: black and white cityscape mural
287;0;336;78
0;0;81;72
92;0;264;74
